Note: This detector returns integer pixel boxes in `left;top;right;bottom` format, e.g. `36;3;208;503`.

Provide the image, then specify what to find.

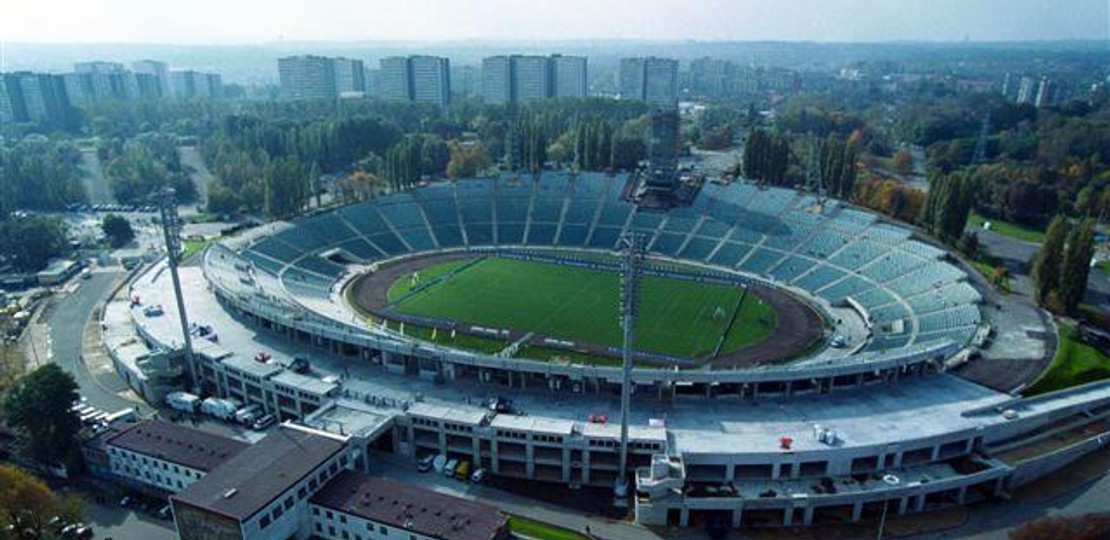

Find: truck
165;392;201;413
233;404;263;425
200;397;242;421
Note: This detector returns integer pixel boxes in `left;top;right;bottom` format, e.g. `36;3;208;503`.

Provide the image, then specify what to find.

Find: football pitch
388;257;776;358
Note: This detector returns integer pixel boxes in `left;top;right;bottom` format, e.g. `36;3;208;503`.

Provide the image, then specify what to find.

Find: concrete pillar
851;501;863;522
897;497;909;515
732;509;742;527
803;505;814;525
525;444;535;478
562;447;571;482
771;462;782;480
679;508;690;527
784;381;793;396
914;494;925;512
490;440;500;474
957;486;968;505
725;463;735;482
930;444;941;462
782;508;794;526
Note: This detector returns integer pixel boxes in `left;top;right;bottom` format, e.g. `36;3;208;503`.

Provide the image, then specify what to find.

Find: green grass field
388;257;776;359
507;516;589;540
968;212;1046;244
1026;324;1110;395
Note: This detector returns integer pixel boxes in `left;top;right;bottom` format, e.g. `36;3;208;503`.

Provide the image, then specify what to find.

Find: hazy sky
2;0;1107;44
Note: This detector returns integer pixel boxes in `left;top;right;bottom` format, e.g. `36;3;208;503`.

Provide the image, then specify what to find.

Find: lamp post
876;473;901;540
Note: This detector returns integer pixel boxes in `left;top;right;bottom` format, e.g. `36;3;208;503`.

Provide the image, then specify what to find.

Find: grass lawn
1026;323;1110;395
181;237;215;260
387;258;476;301
507;516;589;540
1096;260;1110;274
968;212;1046;244
390;257;775;359
390;322;507;354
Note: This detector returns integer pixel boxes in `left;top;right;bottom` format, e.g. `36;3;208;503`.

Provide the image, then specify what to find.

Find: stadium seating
237;173;981;359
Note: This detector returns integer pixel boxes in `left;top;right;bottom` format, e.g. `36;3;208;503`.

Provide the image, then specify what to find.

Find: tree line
1032;216;1097;315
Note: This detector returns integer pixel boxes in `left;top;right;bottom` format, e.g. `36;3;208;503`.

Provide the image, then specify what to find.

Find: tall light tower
159;187;198;391
615;229;645;505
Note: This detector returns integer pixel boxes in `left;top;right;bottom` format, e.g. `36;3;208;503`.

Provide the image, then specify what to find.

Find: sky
1;0;1107;44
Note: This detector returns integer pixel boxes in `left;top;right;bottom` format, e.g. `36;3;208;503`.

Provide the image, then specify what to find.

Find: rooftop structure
106;420;248;473
172;424;347;522
311;471;508;540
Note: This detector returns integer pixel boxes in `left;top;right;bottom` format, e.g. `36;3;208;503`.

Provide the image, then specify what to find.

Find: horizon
2;0;1107;45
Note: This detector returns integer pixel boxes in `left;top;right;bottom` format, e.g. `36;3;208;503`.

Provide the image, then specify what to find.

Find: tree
1031;215;1070;306
446;141;492;179
0;465;57;538
920;171;974;244
892;149;914;175
101;214;135;248
1058;218;1096;314
3;363;82;464
1010;513;1110;540
0;215;68;272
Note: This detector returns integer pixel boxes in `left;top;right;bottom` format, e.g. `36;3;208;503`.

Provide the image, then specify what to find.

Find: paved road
79;149;115;206
46;269;150;414
83;499;177;540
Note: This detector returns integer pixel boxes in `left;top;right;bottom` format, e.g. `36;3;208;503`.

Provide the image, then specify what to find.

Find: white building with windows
105;420;248;494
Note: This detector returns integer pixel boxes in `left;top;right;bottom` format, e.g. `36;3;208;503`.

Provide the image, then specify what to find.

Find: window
342;531;349;540
340;515;347;524
315;523;322;533
284;496;294;510
260;515;271;529
326;510;334;520
313;507;320;516
329;526;336;536
299;487;308;499
174;465;180;473
329;462;339;474
272;506;283;520
380;526;387;534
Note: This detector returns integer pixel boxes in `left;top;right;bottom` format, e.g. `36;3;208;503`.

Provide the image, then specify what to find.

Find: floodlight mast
616;229;645;502
159;187;198;392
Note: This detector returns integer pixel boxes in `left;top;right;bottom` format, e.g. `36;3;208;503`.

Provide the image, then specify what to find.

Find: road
82;499;177;540
46;269;150;414
79;149;115;206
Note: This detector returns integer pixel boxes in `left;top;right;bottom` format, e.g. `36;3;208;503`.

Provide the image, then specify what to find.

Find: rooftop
171;424;346;521
106;420;248;472
311;471;507;540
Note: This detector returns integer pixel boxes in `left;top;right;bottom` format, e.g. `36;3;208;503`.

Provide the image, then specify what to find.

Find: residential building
278;55;337;100
1016;75;1036;105
332;57;366;95
104;420;248;494
511;55;550;103
551;54;587;98
0;71;72;126
1035;76;1057;108
481;54;587;104
133;59;171;98
73;61;138;102
480;56;513;104
310;471;509;540
410;55;451;107
619;56;678;106
378;56;451;107
377;56;412;103
170;70;223;99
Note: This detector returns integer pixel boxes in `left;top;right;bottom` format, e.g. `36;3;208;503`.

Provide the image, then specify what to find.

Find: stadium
116;170;1110;530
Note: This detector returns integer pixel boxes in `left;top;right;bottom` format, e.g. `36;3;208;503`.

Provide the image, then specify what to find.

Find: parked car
454;460;470;481
442;459;458;478
470;468;487;483
417;454;436;473
251;414;277;430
